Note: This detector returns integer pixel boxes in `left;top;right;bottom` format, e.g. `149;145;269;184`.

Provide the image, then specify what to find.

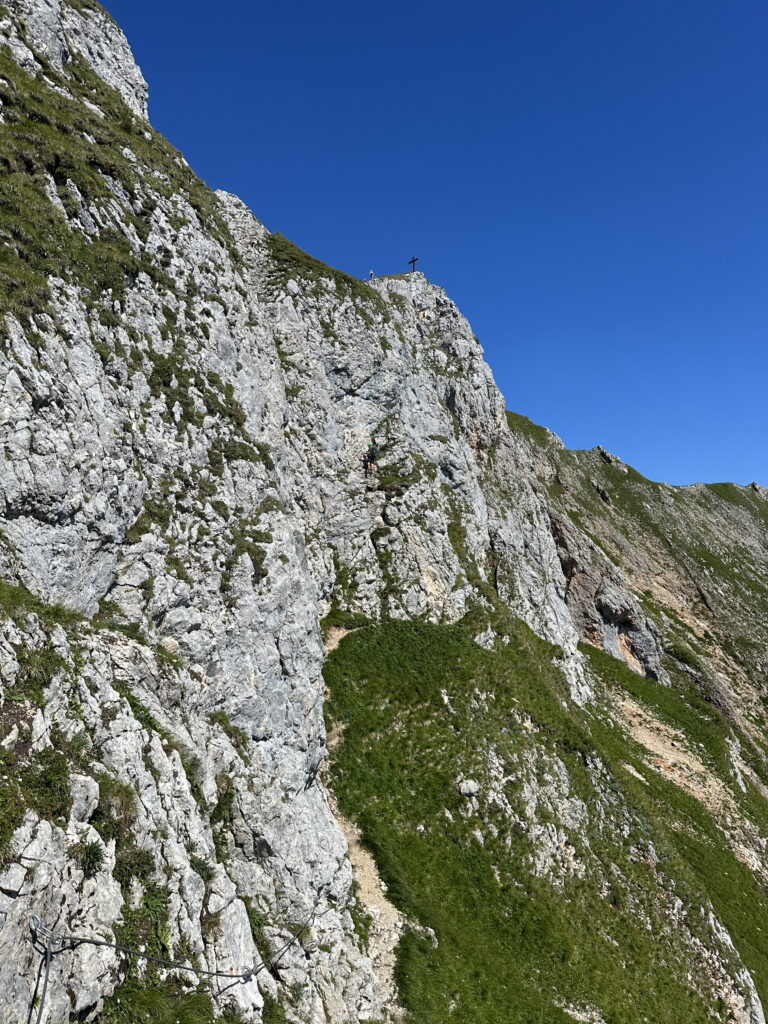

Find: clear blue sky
103;0;767;485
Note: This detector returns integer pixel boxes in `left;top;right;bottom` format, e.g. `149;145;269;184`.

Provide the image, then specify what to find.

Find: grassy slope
506;411;768;637
325;619;768;1024
322;412;768;1023
0;16;232;333
507;410;768;730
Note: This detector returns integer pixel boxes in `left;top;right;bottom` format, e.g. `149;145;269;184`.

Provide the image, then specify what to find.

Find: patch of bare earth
324;626;351;652
321;626;403;1018
613;693;765;876
322;784;404;1019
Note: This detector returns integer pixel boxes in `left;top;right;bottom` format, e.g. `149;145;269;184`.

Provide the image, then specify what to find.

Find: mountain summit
1;2;767;1022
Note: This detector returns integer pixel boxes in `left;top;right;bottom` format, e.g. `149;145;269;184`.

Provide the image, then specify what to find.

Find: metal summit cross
408;256;419;273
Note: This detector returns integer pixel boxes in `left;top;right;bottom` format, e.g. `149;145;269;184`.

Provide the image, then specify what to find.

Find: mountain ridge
0;2;767;1023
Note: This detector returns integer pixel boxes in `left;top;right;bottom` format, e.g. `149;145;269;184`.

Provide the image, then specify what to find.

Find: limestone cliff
0;2;766;1023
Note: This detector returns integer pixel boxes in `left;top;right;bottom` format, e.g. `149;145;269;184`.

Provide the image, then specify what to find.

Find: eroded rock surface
0;2;767;1022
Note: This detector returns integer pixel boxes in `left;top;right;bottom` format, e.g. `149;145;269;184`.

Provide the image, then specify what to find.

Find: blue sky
103;0;767;485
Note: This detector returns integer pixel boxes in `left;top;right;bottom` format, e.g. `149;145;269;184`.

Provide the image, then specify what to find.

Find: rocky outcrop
3;0;148;116
0;3;587;1018
549;510;665;680
0;1;766;1021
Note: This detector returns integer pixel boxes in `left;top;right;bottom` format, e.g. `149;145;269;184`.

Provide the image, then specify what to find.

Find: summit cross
409;256;419;273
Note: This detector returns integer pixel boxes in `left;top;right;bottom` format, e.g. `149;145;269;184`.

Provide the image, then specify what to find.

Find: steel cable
33;928;53;1024
28;897;327;1021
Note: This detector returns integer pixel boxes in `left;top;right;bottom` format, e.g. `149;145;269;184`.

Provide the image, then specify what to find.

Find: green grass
208;711;251;763
543;442;768;724
0;580;82;628
687;542;768;599
548;451;768;614
95;845;246;1022
208;437;264;475
7;643;68;703
582;645;768;995
581;643;732;777
145;347;203;429
165;552;192;585
89;773;154;886
189;854;215;882
0;732;84;863
705;482;768;530
64;0;117;24
144;346;251;436
325;619;768;1024
20;746;72;823
113;845;155;889
320;604;373;638
76;838;105;879
124;495;173;544
100;985;225;1024
0;751;25;861
92;773;137;836
264;232;389;320
261;994;290;1024
505;409;556;448
99;881;230;1024
375;453;428;497
97;620;149;645
210;774;235;861
245;899;270;959
0;52;156;329
0;38;238;335
220;520;272;597
348;880;375;951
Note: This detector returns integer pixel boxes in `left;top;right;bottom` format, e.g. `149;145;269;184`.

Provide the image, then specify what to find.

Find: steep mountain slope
325;419;768;1023
0;2;766;1023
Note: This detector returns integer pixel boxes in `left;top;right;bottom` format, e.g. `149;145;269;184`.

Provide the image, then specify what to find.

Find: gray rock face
0;3;584;1014
549;511;666;680
0;2;765;1022
4;0;148;117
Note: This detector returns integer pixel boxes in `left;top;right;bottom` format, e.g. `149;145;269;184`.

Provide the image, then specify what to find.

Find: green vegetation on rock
264;232;389;320
99;880;239;1024
7;643;68;703
64;0;117;24
0;742;73;863
0;38;234;337
325;619;768;1023
505;409;557;448
0;580;82;628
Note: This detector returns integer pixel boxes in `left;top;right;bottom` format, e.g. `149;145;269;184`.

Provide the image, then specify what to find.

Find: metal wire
33;927;53;1024
28;897;326;1021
